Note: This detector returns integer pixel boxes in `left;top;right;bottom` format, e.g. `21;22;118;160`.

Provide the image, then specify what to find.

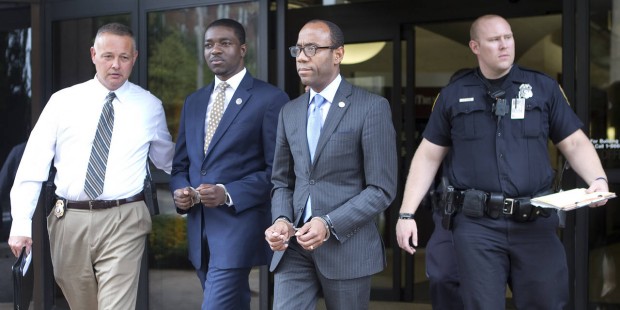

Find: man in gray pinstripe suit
265;19;398;309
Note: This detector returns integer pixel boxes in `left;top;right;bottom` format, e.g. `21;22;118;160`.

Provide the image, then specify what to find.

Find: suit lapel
193;84;214;161
204;73;253;161
312;80;352;164
294;93;313;168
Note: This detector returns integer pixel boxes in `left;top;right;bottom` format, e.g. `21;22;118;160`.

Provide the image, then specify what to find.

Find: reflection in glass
0;26;31;243
286;0;376;9
147;3;259;140
146;3;259;309
590;0;620;170
589;1;620;307
52;15;130;91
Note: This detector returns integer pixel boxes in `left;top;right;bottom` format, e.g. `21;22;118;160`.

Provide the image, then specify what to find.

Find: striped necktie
84;92;116;199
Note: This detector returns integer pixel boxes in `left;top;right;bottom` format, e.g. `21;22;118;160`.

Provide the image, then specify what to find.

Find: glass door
400;15;563;306
587;1;620;307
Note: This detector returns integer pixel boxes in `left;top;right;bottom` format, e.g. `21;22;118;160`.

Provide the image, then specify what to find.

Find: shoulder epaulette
448;68;474;85
517;65;554;81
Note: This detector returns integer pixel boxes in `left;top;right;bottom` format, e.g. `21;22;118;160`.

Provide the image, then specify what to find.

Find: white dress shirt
204;68;247;137
307;74;342;122
10;77;175;237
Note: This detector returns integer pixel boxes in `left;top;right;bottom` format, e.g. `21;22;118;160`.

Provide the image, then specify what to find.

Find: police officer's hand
8;236;32;258
396;218;418;255
586;177;610;207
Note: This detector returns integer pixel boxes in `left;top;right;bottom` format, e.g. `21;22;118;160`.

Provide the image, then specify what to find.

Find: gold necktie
204;81;228;154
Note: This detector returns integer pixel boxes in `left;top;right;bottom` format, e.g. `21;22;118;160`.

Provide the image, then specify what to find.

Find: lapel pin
236;98;242;105
338;102;345;108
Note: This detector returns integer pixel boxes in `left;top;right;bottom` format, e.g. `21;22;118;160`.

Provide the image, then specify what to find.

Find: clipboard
12;246;33;310
530;188;616;211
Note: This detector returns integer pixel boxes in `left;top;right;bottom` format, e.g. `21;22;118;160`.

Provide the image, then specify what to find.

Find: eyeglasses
289;45;334;57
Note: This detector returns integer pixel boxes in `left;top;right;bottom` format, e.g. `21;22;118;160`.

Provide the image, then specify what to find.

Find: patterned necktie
303;94;326;223
204;81;229;155
84;92;116;199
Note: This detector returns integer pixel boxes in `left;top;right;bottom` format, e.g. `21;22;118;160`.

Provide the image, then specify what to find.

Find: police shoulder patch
558;85;571;106
432;93;440;111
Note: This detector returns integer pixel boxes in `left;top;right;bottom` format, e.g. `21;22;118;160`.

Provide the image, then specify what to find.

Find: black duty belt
452;189;550;222
57;191;145;210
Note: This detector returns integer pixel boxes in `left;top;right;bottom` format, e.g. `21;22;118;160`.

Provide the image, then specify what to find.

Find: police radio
475;69;508;119
490;89;508;118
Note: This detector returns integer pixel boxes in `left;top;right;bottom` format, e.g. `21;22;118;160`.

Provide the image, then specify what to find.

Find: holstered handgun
44;165;57;217
438;177;456;230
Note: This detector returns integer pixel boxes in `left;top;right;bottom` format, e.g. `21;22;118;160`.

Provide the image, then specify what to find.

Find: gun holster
441;188;456;230
44;166;57;217
435;177;457;230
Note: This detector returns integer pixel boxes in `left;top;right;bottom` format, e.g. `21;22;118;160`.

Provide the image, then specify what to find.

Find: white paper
530;188;616;211
23;250;32;276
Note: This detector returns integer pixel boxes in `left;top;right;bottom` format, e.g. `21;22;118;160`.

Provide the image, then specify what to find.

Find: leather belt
452;191;539;213
58;191;145;210
452;189;551;221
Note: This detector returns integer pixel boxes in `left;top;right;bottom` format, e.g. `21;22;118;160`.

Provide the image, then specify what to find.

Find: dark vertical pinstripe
271;79;398;307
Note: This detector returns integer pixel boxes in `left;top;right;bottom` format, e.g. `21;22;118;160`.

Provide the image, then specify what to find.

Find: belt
452;189;550;221
58;191;145;210
486;193;531;216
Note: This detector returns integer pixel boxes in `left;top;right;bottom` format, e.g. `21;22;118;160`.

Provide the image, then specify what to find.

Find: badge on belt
54;199;65;218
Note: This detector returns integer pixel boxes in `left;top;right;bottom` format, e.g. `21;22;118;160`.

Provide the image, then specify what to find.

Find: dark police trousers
452;211;568;309
426;211;464;310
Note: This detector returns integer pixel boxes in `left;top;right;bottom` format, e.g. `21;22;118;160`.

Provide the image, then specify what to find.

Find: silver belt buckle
502;198;515;214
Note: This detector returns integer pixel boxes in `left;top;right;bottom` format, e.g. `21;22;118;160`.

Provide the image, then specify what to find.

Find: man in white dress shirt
8;23;174;309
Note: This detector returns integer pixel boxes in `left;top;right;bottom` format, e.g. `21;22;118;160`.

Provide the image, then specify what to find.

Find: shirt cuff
9;218;32;238
215;184;233;206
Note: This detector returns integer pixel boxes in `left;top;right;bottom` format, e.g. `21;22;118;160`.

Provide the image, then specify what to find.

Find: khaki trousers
47;201;151;310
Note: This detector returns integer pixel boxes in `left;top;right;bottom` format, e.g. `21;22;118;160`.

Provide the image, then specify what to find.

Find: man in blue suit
170;18;289;310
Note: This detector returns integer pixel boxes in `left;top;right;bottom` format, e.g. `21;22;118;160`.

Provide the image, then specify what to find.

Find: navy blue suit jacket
170;72;289;270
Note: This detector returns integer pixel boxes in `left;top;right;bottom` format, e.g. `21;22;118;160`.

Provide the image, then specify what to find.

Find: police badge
54;199;65;218
518;84;533;99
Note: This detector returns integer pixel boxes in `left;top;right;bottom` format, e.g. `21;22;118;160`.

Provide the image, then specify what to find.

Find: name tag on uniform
459;97;474;102
511;98;525;119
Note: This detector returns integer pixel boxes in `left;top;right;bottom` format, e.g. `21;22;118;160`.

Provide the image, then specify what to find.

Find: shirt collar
91;76;131;103
309;74;342;105
214;68;246;92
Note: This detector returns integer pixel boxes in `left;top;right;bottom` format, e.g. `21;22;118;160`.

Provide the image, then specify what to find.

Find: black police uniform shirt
423;65;583;198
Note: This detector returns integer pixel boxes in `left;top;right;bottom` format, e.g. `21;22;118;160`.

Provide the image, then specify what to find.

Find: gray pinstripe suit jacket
270;78;398;280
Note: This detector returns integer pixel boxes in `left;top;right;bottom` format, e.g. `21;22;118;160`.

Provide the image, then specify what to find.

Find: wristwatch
399;213;415;219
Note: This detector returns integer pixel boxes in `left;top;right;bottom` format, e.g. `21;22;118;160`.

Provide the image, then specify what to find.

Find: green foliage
149;214;193;269
147;30;199;140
